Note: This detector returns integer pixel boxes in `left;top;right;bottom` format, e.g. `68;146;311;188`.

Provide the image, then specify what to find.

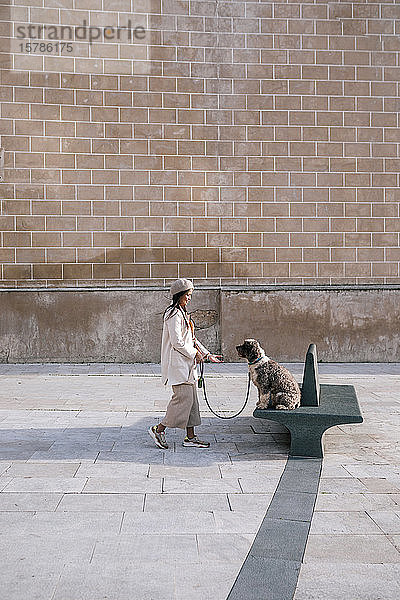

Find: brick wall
1;0;399;287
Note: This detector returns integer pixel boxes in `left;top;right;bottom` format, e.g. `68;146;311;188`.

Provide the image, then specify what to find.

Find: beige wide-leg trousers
161;383;201;430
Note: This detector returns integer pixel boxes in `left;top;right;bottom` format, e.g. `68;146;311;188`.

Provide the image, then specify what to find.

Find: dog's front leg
256;390;270;409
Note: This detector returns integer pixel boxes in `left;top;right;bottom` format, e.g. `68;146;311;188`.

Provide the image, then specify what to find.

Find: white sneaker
182;436;210;448
148;425;168;449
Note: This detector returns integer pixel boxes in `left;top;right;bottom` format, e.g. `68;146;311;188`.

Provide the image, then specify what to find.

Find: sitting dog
236;339;301;410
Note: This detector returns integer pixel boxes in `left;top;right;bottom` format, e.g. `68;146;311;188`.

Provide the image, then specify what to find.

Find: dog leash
198;362;252;419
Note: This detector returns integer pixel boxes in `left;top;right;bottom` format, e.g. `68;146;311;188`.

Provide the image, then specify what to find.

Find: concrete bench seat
253;344;363;458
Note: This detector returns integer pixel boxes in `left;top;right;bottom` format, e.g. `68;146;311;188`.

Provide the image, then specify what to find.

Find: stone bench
253;344;364;458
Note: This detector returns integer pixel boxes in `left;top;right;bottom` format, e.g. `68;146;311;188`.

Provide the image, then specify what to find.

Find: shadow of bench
253;344;363;458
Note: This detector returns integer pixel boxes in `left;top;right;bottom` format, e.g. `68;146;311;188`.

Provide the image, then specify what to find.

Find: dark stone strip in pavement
226;456;322;600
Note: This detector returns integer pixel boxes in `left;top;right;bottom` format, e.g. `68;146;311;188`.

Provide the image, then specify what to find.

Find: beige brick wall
0;0;399;287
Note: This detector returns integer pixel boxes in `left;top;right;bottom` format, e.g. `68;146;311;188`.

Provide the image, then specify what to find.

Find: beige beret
170;278;194;296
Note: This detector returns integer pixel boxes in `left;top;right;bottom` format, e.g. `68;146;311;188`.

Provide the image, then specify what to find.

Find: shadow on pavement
0;416;289;466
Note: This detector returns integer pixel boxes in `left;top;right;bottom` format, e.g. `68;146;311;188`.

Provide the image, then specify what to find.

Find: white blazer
161;306;210;386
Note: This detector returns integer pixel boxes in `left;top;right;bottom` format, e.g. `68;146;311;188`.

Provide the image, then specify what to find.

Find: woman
149;278;222;449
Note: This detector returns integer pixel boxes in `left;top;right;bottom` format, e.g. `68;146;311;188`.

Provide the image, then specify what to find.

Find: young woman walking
149;278;222;449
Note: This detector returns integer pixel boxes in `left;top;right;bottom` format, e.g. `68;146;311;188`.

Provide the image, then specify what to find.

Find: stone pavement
0;362;399;600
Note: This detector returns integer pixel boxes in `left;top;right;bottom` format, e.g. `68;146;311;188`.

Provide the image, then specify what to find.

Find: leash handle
199;361;251;420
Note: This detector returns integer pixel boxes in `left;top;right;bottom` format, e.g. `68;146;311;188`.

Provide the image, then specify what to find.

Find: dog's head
236;339;264;363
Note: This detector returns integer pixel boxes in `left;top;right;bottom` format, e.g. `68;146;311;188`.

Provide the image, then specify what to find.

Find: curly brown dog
236;339;301;410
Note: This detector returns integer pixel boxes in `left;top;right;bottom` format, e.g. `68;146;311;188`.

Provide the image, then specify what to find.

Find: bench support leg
286;425;330;458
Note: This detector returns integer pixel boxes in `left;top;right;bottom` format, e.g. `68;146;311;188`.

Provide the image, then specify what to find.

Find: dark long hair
164;289;190;320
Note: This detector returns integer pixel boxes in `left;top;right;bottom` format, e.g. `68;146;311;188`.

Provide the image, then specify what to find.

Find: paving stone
53;562;175;600
175;561;244;600
28;449;100;462
318;477;370;494
0;533;95;564
214;432;276;443
315;492;399;512
83;476;161;494
57;492;144;512
234;441;288;454
4;463;80;478
278;458;322;494
0;563;60;600
227;493;273;512
92;533;199;564
320;463;354;477
149;464;222;479
96;449;165;465
237;476;282;493
0;492;62;512
144;492;230;512
0;430;57;442
0;476;13;491
121;511;217;534
0;448;51;461
310;511;383;534
162;451;232;467
267;490;317;522
367;510;400;534
388;534;400;551
230;448;289;460
25;512;123;536
304;534;400;563
360;477;400;493
4;477;87;493
163;476;242;494
250;518;310;561
220;460;287;477
0;440;57;455
227;556;302;600
293;562;400;600
75;462;150;478
213;510;264;534
207;423;255;435
343;464;400;479
196;533;253;563
0;512;35;535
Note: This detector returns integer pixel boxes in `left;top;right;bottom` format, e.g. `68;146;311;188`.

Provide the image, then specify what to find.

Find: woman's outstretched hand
208;354;223;363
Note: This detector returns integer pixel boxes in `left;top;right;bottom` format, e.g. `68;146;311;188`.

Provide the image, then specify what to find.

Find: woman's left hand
208;354;223;363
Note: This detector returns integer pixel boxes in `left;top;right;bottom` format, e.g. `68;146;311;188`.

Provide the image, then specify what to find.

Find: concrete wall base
1;286;399;363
